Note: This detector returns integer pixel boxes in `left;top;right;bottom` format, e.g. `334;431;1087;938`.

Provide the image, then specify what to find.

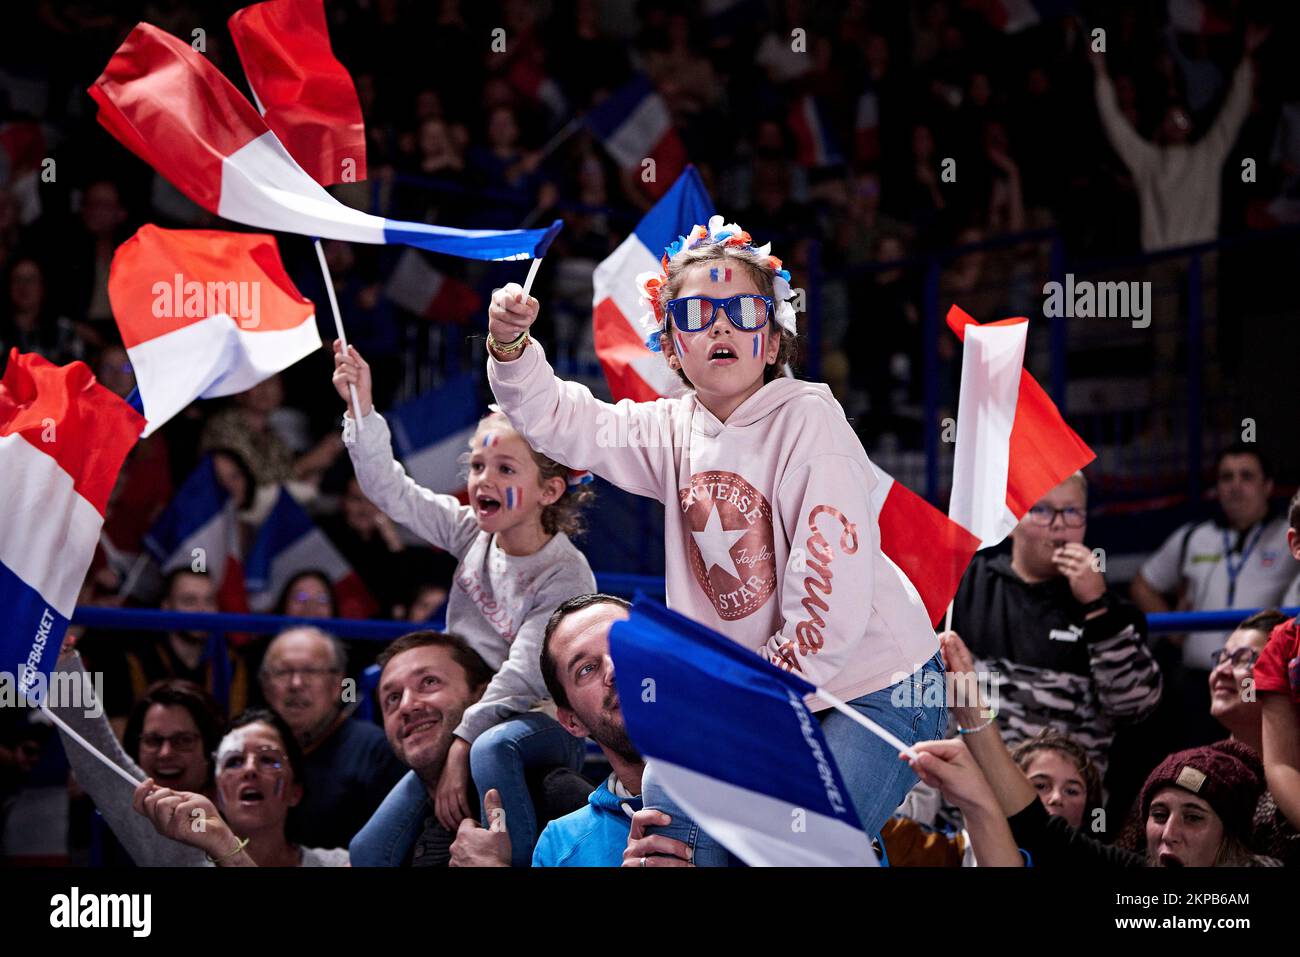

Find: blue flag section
610;599;878;866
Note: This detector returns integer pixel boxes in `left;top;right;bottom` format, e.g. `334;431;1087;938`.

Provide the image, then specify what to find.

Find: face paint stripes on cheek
504;487;525;510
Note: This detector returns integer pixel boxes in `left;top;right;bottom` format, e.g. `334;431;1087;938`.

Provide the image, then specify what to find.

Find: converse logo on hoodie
680;471;776;620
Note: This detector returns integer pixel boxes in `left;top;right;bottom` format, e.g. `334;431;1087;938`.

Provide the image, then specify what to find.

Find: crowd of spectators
1;1;1298;867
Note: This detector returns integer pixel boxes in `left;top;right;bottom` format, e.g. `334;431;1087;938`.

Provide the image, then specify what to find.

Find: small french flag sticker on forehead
482;433;499;448
710;267;731;283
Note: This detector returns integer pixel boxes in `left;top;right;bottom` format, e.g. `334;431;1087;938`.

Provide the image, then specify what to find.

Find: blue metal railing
67;596;1297;721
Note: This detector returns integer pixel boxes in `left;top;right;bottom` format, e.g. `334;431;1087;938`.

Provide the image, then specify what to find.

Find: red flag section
946;304;1096;523
228;0;367;186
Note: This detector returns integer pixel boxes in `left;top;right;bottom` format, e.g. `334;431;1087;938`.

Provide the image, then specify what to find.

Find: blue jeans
469;712;587;868
640;762;734;867
349;768;427;867
349;713;585;867
643;654;947;867
819;652;948;852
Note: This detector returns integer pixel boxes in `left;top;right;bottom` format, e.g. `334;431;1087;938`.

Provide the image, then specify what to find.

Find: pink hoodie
489;341;938;706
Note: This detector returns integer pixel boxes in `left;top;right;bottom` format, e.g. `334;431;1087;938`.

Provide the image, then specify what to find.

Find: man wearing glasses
945;472;1161;786
258;626;405;850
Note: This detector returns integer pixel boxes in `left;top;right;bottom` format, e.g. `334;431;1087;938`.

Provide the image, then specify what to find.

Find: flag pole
116;553;150;600
943;600;954;634
521;256;543;299
812;686;921;761
313;238;365;432
38;702;142;789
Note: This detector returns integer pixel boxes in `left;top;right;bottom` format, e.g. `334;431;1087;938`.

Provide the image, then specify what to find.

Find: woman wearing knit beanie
1137;741;1275;866
912;632;1282;866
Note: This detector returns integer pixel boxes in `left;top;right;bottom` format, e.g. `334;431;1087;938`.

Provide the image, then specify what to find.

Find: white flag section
949;319;1028;549
610;599;877;867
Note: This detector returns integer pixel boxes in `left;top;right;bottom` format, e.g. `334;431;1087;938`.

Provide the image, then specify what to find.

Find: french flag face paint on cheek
273;777;284;799
674;332;689;356
504;487;524;510
752;334;760;358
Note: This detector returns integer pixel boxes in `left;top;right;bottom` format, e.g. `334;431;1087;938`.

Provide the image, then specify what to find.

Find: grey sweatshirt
50;652;348;867
342;409;596;742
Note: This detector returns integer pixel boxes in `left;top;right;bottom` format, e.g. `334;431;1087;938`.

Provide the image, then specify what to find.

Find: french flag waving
592;166;712;403
946;304;1095;547
110;225;320;437
228;0;367;187
245;487;377;619
611;599;877;866
0;351;143;700
144;455;248;612
586;74;687;200
869;464;981;626
90;23;561;262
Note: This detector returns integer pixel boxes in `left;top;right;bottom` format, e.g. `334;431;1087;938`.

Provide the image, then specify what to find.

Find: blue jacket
532;777;640;867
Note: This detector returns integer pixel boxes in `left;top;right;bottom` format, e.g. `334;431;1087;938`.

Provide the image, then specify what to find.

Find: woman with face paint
332;343;597;866
132;710;348;866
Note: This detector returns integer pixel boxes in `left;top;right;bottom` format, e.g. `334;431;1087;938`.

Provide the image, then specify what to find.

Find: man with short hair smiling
450;595;695;867
351;631;493;866
258;626;404;850
1133;445;1294;745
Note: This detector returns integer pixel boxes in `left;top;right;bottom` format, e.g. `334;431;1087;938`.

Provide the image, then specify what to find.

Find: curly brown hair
1011;728;1104;820
654;243;798;389
464;412;594;539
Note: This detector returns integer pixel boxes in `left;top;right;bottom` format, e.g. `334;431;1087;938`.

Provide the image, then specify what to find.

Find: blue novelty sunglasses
664;294;774;333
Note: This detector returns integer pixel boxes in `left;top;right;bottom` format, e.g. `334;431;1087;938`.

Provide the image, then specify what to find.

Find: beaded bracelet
957;715;996;736
487;329;529;358
206;836;251;865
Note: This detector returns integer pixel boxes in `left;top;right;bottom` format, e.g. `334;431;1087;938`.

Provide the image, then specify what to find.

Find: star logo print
689;499;749;582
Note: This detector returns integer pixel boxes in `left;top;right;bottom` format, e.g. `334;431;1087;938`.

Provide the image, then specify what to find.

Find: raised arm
50;650;205;866
1090;48;1157;173
486;283;682;502
334;340;480;557
938;632;1038;817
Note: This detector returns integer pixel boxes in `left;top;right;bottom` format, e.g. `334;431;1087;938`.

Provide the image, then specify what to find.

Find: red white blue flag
1;352;143;700
91;23;560;261
109;225;320;437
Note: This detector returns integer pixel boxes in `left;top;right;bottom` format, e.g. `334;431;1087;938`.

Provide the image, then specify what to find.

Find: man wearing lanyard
1133;443;1294;746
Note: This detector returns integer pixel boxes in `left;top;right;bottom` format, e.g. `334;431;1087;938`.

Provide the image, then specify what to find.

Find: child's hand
487;283;539;347
331;340;374;417
435;738;474;832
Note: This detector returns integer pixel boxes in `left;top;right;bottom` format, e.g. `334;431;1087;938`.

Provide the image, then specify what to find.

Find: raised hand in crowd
904;739;1023;867
486;282;540;359
331;339;375;417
